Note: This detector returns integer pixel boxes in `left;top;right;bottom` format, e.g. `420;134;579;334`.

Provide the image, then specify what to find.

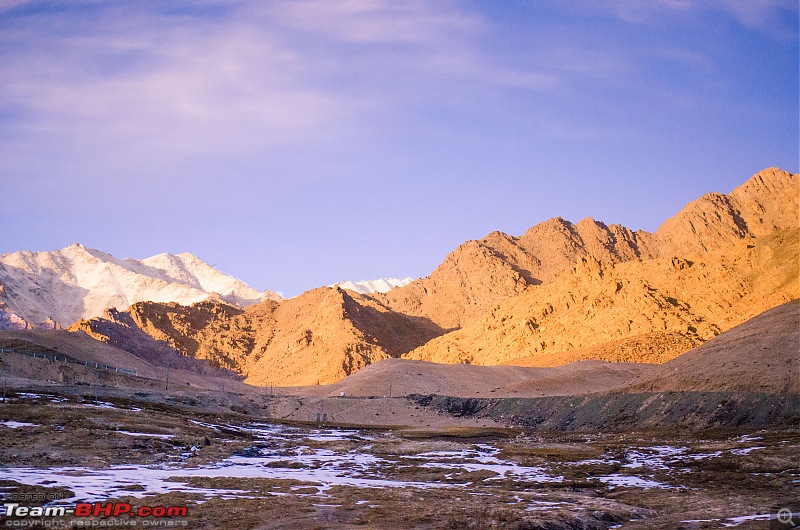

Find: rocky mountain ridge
374;167;797;331
406;227;797;365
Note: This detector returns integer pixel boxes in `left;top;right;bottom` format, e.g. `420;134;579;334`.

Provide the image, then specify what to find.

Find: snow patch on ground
0;420;38;429
116;431;175;439
720;514;771;526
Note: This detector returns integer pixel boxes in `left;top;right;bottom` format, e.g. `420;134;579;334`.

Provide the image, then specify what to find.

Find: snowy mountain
332;277;415;295
0;243;282;329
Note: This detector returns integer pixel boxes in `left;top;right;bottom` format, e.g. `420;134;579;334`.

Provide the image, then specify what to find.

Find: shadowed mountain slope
72;286;443;386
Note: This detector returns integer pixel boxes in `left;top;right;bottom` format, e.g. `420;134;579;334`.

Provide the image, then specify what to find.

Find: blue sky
0;0;797;297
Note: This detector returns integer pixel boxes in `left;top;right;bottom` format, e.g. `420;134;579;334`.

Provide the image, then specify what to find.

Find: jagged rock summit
0;244;282;329
375;167;798;331
403;167;798;366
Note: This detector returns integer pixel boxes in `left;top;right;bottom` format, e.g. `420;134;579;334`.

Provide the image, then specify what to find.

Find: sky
0;0;797;297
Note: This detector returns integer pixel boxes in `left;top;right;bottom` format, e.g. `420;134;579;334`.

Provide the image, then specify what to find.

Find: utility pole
2;358;7;404
94;370;99;403
165;358;171;392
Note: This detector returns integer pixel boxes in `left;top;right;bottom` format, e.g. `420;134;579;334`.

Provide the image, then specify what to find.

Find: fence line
0;348;138;376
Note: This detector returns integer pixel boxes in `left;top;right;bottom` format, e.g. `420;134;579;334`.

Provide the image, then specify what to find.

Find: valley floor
0;385;797;529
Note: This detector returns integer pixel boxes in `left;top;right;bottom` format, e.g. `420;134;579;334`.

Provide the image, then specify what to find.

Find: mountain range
2;167;797;387
62;167;799;386
0;246;419;332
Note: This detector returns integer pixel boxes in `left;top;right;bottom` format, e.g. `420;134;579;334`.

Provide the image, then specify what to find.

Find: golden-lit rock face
377;168;797;328
71;168;798;386
406;228;798;365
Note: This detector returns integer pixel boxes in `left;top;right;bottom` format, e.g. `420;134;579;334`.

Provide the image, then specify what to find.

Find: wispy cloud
0;0;788;191
715;0;797;31
1;9;350;163
0;0;32;13
268;0;482;44
601;0;694;24
2;0;628;185
566;0;796;35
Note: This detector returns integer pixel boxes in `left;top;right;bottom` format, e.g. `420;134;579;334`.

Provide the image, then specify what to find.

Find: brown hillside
244;286;444;386
622;300;799;394
501;332;698;367
72;286;443;387
405;227;799;365
376;168;796;332
124;300;277;373
727;166;799;236
371;239;532;330
0;328;241;388
653;167;798;255
372;217;658;331
0;329;167;378
514;217;655;280
68;308;216;373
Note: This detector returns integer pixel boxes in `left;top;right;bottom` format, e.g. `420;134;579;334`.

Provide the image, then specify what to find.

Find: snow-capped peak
0;244;282;329
332;277;415;294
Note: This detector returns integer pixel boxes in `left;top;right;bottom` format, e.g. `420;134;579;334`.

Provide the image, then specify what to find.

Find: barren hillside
373;168;796;333
623;299;799;394
71;300;279;373
406;227;798;365
292;357;651;398
0;328;243;390
73;286;443;386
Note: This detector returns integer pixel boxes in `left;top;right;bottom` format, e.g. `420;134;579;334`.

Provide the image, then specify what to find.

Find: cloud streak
569;0;797;34
1;9;349;162
2;0;637;189
268;0;483;44
1;1;793;180
0;3;494;177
